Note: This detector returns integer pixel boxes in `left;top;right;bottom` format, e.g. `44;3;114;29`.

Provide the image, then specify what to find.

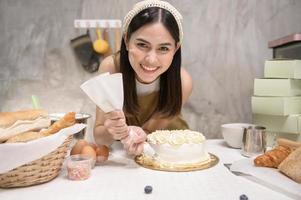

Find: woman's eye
137;43;148;48
159;46;169;52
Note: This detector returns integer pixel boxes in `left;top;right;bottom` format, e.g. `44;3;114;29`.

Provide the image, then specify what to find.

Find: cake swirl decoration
147;130;205;146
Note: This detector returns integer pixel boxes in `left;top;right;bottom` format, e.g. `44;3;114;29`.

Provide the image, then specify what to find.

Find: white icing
147;130;210;164
147;129;205;146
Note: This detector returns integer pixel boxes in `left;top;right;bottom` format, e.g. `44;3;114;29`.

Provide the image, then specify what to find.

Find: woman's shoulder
98;54;120;74
180;68;193;103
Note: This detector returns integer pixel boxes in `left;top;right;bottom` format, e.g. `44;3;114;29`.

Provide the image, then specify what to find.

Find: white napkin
80;72;123;113
230;158;301;198
0;123;86;174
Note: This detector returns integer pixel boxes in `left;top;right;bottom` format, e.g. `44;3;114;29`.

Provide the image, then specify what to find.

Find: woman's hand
103;110;129;140
121;126;147;155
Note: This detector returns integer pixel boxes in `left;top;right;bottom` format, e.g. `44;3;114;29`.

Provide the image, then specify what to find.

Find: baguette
254;145;291;168
278;147;301;183
0;109;48;129
40;112;76;136
5;112;76;143
0;109;50;142
5;131;44;143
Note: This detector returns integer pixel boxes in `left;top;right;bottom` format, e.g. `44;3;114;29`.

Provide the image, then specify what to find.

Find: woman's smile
140;64;160;73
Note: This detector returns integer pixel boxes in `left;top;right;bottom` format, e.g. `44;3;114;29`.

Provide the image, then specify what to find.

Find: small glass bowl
66;155;92;181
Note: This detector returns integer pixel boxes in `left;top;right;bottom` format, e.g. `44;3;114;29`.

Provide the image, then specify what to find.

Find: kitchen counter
0;140;296;200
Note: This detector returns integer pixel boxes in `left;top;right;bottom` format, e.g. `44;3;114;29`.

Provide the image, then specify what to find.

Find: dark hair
120;7;182;118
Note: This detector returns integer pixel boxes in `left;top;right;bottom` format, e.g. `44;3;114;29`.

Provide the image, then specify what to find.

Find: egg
89;143;98;151
70;139;88;155
81;145;97;161
96;145;109;157
95;145;109;163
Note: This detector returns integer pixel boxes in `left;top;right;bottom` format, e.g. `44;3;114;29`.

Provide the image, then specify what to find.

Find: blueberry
239;194;248;200
144;185;153;194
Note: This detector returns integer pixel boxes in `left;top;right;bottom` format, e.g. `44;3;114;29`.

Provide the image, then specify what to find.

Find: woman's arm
142;68;193;132
94;107;114;146
180;67;193;106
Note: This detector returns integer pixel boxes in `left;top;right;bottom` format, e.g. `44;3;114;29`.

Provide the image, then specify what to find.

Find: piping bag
80;73;157;160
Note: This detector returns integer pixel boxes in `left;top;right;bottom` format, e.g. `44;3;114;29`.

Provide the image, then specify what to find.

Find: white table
0;140;295;200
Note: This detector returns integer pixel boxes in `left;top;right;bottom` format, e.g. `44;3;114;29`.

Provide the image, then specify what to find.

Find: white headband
123;0;183;44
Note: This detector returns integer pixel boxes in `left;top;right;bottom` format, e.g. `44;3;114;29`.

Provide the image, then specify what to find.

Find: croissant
254;145;291;168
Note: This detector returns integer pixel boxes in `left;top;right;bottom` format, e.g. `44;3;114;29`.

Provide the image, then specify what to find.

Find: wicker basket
0;135;73;188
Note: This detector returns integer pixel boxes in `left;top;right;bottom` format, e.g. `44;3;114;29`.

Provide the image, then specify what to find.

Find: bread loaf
277;138;301;151
0;109;50;142
254;145;291;168
278;147;301;183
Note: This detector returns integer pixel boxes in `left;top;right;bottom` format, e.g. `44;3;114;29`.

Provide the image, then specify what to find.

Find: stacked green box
252;60;301;146
264;60;301;79
253;79;301;96
252;96;301;115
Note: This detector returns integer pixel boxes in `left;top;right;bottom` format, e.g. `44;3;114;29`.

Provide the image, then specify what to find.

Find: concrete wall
1;0;301;141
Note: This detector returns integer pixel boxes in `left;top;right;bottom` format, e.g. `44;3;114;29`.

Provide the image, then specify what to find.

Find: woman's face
126;22;179;83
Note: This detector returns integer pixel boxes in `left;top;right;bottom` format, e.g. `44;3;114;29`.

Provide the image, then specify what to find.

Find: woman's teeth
141;64;158;72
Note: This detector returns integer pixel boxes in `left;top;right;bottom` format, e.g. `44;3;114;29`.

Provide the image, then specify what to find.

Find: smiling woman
94;0;192;156
127;22;178;84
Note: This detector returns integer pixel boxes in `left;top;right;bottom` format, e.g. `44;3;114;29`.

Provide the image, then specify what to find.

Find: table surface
0;140;296;200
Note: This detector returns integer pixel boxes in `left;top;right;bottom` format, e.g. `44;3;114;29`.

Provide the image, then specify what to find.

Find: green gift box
252;96;301;115
254;78;301;96
253;114;301;134
264;60;301;79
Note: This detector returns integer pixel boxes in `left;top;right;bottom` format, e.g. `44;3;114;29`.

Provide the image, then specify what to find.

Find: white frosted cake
147;130;210;165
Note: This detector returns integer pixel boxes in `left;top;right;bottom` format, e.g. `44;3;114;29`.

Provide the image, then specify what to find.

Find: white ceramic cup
221;123;254;148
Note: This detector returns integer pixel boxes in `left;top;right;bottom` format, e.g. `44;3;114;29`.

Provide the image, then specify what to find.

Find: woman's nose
145;50;158;64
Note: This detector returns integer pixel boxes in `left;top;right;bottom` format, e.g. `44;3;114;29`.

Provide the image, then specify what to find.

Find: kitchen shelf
74;19;122;28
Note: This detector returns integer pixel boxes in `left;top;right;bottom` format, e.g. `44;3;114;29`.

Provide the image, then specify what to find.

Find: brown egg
70;139;88;155
96;145;109;157
95;145;109;163
89;143;98;151
81;145;97;161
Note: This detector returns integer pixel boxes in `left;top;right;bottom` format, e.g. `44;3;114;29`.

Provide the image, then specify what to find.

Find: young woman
94;0;192;155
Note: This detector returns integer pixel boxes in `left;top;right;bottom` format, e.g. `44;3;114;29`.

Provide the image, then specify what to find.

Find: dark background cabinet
269;33;301;59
